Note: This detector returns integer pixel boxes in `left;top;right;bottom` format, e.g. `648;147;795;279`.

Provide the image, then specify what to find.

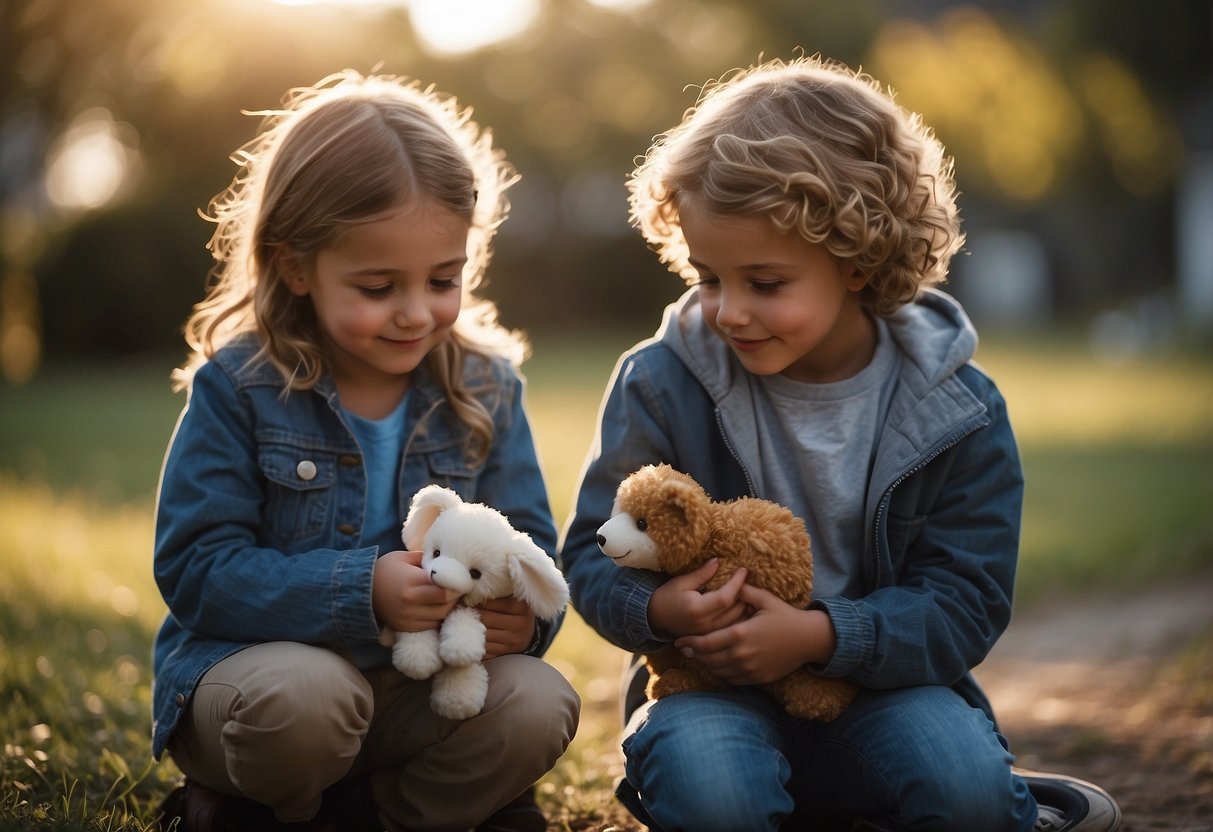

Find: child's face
679;201;874;384
285;198;468;398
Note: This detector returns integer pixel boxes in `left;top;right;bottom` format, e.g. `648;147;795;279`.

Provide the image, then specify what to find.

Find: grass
0;332;1211;829
973;334;1213;602
0;482;173;831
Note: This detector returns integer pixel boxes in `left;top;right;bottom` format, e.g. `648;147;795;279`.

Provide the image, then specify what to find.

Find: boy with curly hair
560;56;1119;831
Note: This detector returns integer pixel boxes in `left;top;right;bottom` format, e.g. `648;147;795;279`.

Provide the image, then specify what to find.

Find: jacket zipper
715;408;758;497
870;424;980;587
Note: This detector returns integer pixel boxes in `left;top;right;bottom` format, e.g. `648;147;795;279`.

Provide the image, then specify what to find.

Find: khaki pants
168;642;580;831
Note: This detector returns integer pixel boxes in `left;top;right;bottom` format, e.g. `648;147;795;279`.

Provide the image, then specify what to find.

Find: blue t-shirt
342;394;409;555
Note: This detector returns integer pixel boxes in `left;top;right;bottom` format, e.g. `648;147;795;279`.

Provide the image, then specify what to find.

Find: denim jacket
152;335;559;758
559;288;1023;720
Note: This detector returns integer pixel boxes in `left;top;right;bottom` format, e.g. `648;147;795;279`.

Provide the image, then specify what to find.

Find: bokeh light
44;109;141;212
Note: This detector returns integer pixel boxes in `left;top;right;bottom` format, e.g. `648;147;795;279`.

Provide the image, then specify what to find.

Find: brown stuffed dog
596;463;857;721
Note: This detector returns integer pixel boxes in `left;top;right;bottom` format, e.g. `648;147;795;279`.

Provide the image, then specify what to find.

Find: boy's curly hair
628;55;963;316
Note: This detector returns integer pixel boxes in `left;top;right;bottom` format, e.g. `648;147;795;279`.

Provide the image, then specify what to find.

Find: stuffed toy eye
636;518;648;532
469;569;482;580
433;549;441;558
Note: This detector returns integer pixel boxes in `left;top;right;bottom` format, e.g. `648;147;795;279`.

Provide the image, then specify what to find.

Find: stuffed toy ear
657;478;701;528
507;534;569;621
402;485;462;550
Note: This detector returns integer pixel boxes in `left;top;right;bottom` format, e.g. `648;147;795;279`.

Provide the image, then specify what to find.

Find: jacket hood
653;286;984;497
656;287;978;402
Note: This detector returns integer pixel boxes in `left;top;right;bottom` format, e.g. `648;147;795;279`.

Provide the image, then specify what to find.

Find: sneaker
316;778;381;832
157;778;354;832
1019;769;1122;832
474;787;547;832
157;778;280;831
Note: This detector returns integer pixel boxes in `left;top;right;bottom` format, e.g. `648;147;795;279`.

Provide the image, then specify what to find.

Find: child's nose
715;291;747;327
394;292;431;328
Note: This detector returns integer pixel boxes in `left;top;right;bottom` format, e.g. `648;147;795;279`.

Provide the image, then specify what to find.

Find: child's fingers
481;603;535;658
478;595;528;615
719;566;748;599
736;582;778;608
675;557;721;589
675;628;740;671
697;566;747;608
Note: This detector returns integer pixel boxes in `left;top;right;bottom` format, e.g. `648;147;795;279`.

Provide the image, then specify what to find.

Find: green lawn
1;333;1211;829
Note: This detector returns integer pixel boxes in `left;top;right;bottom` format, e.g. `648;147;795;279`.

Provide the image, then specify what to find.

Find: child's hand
373;549;459;634
648;559;749;638
673;583;837;684
477;596;536;659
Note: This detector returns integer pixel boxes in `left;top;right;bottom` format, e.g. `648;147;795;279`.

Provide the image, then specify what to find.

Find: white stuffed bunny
380;484;569;719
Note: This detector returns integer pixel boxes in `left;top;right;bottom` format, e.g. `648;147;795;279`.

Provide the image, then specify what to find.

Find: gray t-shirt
754;319;900;600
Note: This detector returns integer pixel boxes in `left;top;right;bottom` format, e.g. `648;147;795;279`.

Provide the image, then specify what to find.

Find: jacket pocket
259;443;336;544
885;511;927;563
419;447;479;500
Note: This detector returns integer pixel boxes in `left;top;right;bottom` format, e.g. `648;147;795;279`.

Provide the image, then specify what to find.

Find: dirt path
974;575;1213;831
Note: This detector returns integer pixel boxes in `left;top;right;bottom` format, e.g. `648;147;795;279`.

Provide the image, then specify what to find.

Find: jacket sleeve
153;361;381;646
469;366;563;656
813;371;1023;689
559;348;679;654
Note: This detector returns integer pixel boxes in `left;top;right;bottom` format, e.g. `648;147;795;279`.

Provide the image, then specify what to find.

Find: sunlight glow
264;0;539;56
585;0;654;9
269;0;406;5
407;0;539;55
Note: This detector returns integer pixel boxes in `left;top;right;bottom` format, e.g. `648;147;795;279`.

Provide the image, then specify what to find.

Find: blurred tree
1048;0;1211;108
864;2;1203;319
2;0;1207;372
1;0;436;374
401;0;885;335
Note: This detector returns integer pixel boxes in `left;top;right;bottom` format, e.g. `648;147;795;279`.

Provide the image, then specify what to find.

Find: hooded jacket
559;288;1023;719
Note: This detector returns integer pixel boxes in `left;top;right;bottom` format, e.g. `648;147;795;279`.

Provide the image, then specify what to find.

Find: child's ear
844;262;868;293
275;246;310;297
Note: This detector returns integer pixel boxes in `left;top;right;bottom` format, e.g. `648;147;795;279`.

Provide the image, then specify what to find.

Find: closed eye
359;284;394;299
750;279;783;296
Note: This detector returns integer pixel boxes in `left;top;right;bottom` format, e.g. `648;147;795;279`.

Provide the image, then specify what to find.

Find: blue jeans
616;686;1037;832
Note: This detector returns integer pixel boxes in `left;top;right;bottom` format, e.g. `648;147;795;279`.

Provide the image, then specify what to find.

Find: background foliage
2;0;1211;377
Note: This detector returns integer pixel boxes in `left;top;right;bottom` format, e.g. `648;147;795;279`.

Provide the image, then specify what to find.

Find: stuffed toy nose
428;561;475;595
596;533;607;549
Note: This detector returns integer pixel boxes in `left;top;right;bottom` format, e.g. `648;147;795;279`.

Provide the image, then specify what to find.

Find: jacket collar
657;287;987;494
